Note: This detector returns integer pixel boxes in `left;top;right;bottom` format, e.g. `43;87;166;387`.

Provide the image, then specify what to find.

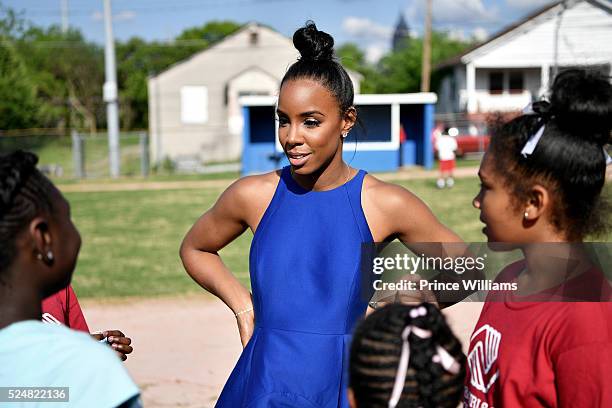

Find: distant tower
393;13;411;51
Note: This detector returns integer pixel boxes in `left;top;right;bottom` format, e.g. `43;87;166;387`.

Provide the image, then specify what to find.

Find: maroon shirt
41;285;90;333
464;261;612;408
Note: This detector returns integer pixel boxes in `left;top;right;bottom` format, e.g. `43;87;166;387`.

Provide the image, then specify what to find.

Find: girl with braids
181;21;462;407
0;151;141;407
466;69;612;407
349;303;466;408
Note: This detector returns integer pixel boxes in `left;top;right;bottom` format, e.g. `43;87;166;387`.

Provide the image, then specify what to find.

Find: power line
22;0;372;17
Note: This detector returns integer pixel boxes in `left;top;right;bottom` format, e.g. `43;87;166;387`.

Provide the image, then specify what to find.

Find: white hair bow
521;102;612;164
520;102;546;158
387;306;461;408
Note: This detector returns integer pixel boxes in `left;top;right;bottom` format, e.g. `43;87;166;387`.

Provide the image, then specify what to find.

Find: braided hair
349;303;466;408
281;21;355;116
0;151;55;276
487;68;611;240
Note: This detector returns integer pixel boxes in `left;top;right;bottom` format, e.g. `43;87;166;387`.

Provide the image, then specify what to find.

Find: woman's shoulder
224;170;281;202
214;170;283;225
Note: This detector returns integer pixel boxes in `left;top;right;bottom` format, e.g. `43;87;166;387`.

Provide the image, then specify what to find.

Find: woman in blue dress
180;22;462;407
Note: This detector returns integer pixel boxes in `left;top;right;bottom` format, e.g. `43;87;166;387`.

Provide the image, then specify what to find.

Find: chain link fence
0;131;149;180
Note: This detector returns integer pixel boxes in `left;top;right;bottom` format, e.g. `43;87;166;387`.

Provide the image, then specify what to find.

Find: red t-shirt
41;285;90;333
464;261;612;408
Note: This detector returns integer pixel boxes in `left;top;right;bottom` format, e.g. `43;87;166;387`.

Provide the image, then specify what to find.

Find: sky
4;0;554;62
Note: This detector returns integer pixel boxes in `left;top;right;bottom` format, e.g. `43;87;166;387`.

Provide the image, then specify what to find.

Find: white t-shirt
436;135;458;161
0;320;141;408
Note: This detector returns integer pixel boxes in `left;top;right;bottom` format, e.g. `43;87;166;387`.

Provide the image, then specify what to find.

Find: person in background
435;127;458;189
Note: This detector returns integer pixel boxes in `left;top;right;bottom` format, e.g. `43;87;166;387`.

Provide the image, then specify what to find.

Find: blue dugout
240;93;437;175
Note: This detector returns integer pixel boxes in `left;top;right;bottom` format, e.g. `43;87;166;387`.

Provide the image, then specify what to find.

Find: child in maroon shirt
468;69;612;407
42;285;133;361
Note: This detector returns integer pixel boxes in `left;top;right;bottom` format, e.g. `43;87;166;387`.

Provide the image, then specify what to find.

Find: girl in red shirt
467;69;612;407
42;283;133;361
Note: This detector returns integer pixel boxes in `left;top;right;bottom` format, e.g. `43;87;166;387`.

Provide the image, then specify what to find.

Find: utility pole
553;0;568;79
103;0;120;178
421;0;433;92
61;0;69;33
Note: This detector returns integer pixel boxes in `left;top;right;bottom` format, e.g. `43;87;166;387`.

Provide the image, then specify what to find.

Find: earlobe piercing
37;251;54;262
342;132;348;138
524;211;529;219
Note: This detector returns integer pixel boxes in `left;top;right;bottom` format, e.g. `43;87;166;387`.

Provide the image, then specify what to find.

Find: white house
436;0;612;117
148;22;362;165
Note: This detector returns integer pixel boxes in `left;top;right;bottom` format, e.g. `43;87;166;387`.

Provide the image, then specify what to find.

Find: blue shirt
0;320;141;407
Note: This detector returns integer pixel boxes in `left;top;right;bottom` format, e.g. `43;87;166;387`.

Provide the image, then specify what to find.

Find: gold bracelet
234;307;254;317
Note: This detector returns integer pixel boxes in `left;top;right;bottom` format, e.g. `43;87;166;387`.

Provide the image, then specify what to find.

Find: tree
336;43;377;93
368;32;472;93
0;4;38;130
0;40;38;129
16;26;104;134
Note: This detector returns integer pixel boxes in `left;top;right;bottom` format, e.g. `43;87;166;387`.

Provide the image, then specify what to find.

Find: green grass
433;157;482;169
67;176;485;299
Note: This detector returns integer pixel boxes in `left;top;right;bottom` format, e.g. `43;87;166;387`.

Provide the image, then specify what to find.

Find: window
489;72;503;94
249;30;259;46
509;71;524;94
180;86;208;124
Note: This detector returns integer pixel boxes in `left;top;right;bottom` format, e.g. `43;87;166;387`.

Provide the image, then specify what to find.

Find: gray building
148;22;362;165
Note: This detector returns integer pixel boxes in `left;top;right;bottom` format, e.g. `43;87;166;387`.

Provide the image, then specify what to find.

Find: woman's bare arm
179;174;276;314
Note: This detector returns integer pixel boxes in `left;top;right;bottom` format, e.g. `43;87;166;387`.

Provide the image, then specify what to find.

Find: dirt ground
82;296;483;408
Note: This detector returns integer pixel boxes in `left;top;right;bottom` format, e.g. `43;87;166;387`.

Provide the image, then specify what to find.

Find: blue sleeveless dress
216;166;374;408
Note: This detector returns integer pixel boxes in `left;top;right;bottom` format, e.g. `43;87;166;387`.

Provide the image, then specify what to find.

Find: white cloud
341;17;392;63
505;0;552;10
407;0;498;26
365;43;388;64
342;17;393;41
92;9;136;22
472;27;489;41
447;28;467;42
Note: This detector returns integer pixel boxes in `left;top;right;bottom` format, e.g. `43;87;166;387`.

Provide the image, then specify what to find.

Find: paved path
82;296;482;407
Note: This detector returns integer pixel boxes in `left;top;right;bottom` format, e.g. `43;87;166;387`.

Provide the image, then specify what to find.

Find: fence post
71;129;85;179
140;132;149;177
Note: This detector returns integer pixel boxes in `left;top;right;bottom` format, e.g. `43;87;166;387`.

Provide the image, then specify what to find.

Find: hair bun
0;150;38;213
293;21;334;62
549;69;612;145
